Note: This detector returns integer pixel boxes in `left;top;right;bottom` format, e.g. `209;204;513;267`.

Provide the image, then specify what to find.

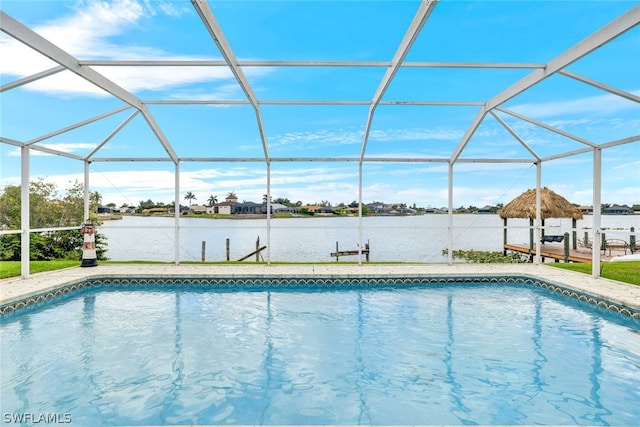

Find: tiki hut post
503;217;508;256
572;218;577;250
529;218;534;250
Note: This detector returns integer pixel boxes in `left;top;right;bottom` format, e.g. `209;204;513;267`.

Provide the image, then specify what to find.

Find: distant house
190;204;208;214
210;201;234;215
603;204;631;215
232;202;266;214
476;205;493;214
97;205;112;214
365;202;393;215
579;206;594;215
271;203;300;214
397;207;416;215
334;206;359;216
304;205;334;216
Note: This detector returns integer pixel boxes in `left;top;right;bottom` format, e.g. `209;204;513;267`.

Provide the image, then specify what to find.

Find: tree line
0;180;107;261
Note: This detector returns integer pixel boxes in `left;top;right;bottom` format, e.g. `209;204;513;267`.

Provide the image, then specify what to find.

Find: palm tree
207;194;218;206
184;191;196;208
90;191;102;213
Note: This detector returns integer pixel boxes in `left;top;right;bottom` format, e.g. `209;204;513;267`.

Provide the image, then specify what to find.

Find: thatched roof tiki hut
500;187;583;256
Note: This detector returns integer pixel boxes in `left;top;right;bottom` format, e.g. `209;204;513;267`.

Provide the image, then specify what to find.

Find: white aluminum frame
1;1;638;277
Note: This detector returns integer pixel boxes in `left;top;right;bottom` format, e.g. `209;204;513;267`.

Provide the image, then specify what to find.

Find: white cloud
369;128;462;142
612;160;640;170
155;2;191;17
268;126;463;152
0;0;266;97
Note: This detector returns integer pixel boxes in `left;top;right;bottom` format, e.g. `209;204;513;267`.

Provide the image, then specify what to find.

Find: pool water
1;282;639;425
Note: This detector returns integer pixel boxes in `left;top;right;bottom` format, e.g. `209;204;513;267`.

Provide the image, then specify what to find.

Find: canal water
98;215;638;263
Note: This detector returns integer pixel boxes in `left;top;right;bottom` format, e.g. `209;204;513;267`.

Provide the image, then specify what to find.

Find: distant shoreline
100;211;640;222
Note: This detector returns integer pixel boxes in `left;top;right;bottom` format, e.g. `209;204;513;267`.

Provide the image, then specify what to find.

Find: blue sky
1;0;639;209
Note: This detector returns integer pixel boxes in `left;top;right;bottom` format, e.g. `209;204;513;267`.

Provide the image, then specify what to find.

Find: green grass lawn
548;261;640;286
0;260;383;279
0;260;81;279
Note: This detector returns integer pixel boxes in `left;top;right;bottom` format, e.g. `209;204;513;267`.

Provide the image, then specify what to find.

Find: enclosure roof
1;0;639;206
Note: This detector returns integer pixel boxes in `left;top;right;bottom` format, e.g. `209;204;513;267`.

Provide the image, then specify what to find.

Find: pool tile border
1;274;639;320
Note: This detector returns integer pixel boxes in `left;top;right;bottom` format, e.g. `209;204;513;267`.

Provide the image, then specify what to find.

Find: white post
592;148;602;277
535;162;542;265
358;161;363;266
21;146;30;278
83;161;90;222
447;162;453;265
175;162;180;266
266;161;271;265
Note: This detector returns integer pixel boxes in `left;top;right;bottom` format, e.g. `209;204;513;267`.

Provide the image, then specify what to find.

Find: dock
331;241;370;262
504;242;618;263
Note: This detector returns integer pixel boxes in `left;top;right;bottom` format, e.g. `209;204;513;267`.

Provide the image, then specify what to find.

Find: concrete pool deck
1;263;639;313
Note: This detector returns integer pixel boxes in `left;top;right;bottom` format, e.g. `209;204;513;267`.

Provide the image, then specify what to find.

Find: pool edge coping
1;265;639;320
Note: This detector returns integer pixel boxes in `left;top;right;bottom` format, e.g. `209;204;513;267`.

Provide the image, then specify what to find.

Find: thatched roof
499;187;583;220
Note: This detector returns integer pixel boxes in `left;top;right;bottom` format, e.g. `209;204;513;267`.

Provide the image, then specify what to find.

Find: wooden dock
331;241;370;261
504;242;617;263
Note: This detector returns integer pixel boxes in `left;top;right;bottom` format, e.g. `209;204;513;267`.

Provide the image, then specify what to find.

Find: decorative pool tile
1;275;639;321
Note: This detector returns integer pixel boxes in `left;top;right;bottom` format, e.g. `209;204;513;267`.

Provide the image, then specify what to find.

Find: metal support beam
87;111;140;160
559;69;640;103
592;148;602;277
144;99;484;107
22;143;85;160
600;135;640;149
486;5;640;110
358;161;364;266
0;11;179;163
359;0;438;160
451;5;639;163
78;59;545;69
175;162;181;266
84;161;90;222
20;146;30;278
541;147;593;162
535;163;542;265
489;111;540;160
447;162;454;265
496;107;597;148
26;106;131;146
0;65;65;92
266;161;271;265
450;107;487;163
191;0;270;161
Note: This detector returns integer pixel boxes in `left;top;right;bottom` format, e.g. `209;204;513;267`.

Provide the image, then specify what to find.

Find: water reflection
1;285;639;425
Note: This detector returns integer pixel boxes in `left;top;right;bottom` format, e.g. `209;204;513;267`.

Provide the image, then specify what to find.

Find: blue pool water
1;281;639;426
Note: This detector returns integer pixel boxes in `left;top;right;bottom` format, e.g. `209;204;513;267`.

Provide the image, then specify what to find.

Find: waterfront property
2;3;638;280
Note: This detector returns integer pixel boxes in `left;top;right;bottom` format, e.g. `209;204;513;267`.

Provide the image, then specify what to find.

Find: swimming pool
1;276;639;425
